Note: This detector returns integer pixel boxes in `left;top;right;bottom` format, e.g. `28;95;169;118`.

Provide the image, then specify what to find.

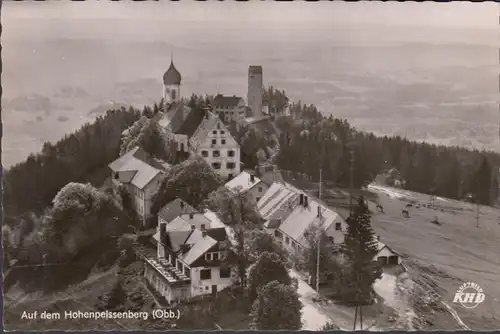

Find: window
200;269;211;280
328;236;334;243
212;130;217;135
177;260;182;271
221;139;226;145
220;131;225;135
213;150;220;157
213;252;219;260
335;222;341;231
228;173;234;180
212;163;221;169
212;139;217;145
275;230;283;239
228;150;235;157
258;187;263;192
205;253;212;261
285;236;290;244
201;150;209;157
201;224;206;230
185;267;191;277
217;123;221;129
226;162;235;169
220;268;231;278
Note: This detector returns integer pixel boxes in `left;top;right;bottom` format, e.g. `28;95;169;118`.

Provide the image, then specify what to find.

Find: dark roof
163;61;181;85
175;107;206;138
205;227;228;242
132;148;166;170
158;198;199;223
166;230;192;252
213;94;244;108
249;65;263;74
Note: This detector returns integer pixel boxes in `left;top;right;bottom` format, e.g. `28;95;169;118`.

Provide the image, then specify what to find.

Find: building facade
212;94;246;123
247;65;263;118
225;171;270;204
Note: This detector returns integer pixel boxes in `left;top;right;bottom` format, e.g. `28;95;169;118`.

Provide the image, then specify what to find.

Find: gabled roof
204;209;237;246
108;146;164;190
180;234;218;265
158;198;199;223
257;182;299;220
158;102;190;133
225;171;261;194
213;94;244;108
205;227;228;242
377;241;401;256
189;111;239;150
165;216;192;232
166;230;193;252
175;106;206;138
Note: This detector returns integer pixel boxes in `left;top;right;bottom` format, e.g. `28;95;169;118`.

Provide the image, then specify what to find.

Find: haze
2;1;499;167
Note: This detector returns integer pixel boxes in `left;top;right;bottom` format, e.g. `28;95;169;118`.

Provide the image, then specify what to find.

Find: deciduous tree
248;251;292;302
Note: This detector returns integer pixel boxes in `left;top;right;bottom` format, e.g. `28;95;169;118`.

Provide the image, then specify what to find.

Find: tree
244;230;288;264
248;252;292;302
120;117;170;161
152;156;223;214
104;279;128;311
203;187;262;286
471;156;493;205
250;280;302;330
341;197;382;304
295;222;342;289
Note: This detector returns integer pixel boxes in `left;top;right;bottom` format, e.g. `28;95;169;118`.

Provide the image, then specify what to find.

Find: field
366;184;500;330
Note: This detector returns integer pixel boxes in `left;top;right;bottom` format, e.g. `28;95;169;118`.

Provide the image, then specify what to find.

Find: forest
3;86;499;228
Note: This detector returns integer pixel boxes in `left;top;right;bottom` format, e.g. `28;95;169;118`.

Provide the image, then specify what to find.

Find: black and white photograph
2;0;500;331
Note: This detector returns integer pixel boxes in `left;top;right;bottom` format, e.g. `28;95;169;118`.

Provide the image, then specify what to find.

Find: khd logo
452;282;485;309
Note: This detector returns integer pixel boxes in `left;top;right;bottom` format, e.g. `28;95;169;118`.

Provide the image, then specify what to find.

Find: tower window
171;89;176;100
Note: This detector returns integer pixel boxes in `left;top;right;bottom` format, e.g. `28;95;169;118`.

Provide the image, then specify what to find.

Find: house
224;171;269;204
212;94;246;123
258;182;348;254
189;111;241;180
108;146;166;225
144;222;237;304
157;198;211;232
375;238;401;266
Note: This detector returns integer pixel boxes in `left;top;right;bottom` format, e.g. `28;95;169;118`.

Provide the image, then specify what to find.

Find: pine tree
250;280;302;330
105;279;128;311
341;197;382;303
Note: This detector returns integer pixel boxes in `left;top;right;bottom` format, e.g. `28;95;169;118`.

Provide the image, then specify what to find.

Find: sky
4;0;499;29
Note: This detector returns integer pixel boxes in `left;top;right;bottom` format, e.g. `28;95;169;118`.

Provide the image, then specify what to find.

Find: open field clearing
367;184;500;330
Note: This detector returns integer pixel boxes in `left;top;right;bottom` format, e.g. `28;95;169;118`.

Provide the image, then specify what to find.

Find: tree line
273;98;500;205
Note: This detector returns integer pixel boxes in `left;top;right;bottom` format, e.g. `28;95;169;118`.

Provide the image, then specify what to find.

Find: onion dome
163;60;181;85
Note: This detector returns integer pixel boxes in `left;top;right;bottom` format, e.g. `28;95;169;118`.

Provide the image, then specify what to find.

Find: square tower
247;65;263;118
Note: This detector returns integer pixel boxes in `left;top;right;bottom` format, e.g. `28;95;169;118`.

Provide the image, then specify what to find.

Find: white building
108;146;166;225
212;94;246;123
258;182;348;254
375;239;402;266
142;202;238;304
225;171;269;204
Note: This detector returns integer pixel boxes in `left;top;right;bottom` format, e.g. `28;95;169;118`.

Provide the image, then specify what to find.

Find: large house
225;171;269;204
212;94;247;123
137;198;237;304
108;146;166;225
156;59;242;180
258;182;348;254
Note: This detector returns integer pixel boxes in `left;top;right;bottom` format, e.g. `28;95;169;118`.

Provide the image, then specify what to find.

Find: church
156;57;242;180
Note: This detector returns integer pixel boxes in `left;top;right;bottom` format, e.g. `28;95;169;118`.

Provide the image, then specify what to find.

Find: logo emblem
452;282;485;309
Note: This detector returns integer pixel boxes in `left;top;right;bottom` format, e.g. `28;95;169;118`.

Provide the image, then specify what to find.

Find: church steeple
163;55;182;86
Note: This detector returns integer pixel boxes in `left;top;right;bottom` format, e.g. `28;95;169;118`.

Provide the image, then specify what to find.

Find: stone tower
247;65;263;118
163;55;182;109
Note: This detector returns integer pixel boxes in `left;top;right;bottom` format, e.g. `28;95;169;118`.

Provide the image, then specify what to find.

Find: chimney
189;213;194;219
180;201;184;209
250;174;255;183
159;222;167;242
317;206;321;217
299;194;304;205
304;196;309;207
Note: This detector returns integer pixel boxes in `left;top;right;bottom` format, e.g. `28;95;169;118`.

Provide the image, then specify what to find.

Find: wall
178;213;211;230
214;100;246;122
163;84;180;105
190;266;236;298
144;261;190;304
324;220;346;245
197;145;241;180
247;181;269;204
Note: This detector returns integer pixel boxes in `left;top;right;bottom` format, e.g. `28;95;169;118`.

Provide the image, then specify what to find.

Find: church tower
163;55;182;109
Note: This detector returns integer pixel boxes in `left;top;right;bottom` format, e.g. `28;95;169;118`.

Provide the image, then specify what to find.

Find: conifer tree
341;197;382;303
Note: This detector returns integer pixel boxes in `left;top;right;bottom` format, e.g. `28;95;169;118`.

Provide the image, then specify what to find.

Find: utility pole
349;145;356;214
476;202;480;228
316;168;322;293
